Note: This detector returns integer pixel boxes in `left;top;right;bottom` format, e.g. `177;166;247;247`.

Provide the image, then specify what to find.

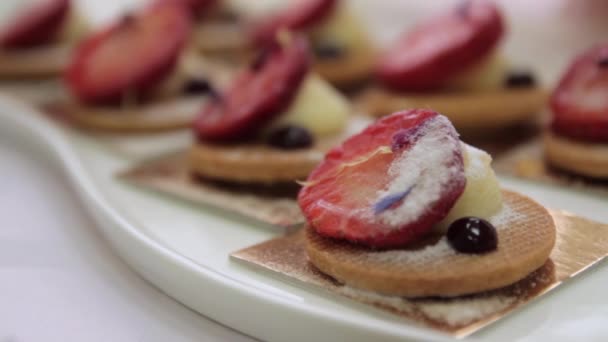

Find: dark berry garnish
182;78;214;95
505;70;537;88
217;11;239;23
267;125;314;150
313;42;345;59
598;56;608;68
120;13;136;27
447;217;498;254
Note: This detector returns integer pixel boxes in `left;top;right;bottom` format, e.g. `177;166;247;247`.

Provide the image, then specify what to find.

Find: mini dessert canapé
360;0;546;132
250;0;375;88
544;44;608;179
59;1;218;132
183;0;248;55
298;109;556;297
190;34;365;183
0;0;87;78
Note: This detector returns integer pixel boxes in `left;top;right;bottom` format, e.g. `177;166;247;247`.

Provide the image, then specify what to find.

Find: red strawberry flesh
0;0;70;49
298;109;466;249
375;0;504;92
550;44;608;143
66;2;192;105
194;36;310;142
250;0;338;47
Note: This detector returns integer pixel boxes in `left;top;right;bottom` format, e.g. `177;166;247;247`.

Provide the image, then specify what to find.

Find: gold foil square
231;211;608;338
119;152;304;228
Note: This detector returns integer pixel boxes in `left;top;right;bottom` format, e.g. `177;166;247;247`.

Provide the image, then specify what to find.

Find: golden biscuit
189;116;370;183
53;97;205;133
0;45;71;79
306;190;556;298
544;132;608;179
358;87;547;132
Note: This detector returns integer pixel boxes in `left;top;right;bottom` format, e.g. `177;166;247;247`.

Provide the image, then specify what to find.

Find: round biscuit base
0;44;71;79
305;190;556;298
314;47;375;89
53;97;204;133
358;87;547;132
189;115;371;183
543;132;608;179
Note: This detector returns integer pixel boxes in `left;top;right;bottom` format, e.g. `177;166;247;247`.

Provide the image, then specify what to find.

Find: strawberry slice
195;36;310;142
376;0;504;92
550;45;608;143
0;0;70;48
298;110;466;249
66;2;192;105
250;0;338;47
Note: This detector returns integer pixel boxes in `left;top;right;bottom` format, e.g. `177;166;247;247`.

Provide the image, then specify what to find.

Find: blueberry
447;217;498;254
119;14;135;27
182;78;216;96
504;70;537;88
267;125;314;150
313;42;345;60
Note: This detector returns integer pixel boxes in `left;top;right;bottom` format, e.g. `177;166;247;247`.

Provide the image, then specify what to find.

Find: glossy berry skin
66;1;192;105
376;0;504;92
195;36;311;142
550;44;608;143
182;78;214;96
250;0;338;47
504;70;536;88
0;0;70;49
447;217;498;254
267;125;314;150
298;109;466;249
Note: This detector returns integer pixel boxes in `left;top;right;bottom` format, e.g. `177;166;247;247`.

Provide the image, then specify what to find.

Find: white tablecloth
0;133;254;342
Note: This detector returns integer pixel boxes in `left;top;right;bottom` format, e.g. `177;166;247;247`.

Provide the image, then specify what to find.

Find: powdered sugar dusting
372;237;456;264
367;202;515;264
417;295;516;326
488;202;516;229
374;115;463;229
338;286;415;313
339;285;516;327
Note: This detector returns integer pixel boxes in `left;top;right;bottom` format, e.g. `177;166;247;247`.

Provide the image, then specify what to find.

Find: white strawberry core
373;115;463;228
0;0;50;33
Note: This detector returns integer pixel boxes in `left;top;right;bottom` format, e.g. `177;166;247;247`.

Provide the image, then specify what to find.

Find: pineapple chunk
445;53;508;91
435;144;503;232
58;8;89;43
309;2;372;56
266;73;349;137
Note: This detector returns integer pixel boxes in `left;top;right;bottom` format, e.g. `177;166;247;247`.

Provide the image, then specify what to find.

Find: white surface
2;1;608;341
0;118;255;342
1;89;608;342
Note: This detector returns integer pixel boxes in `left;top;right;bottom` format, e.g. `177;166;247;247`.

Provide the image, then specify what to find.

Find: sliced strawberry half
376;0;504;92
550;44;608;143
195;36;310;142
250;0;338;47
298;109;466;249
0;0;70;49
66;2;192;105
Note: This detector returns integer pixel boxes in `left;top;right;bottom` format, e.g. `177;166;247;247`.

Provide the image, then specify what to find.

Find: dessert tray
3;93;608;342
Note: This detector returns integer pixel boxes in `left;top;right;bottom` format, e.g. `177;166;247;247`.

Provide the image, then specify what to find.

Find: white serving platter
2;92;608;342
